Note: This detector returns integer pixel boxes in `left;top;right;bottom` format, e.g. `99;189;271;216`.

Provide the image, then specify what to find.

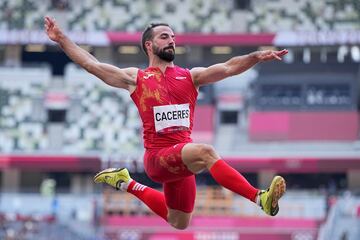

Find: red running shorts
144;143;196;213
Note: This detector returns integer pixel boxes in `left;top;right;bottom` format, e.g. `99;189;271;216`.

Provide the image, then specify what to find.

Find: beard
153;45;175;62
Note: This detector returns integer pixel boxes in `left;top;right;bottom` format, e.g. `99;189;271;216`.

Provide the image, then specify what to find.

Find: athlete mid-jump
44;16;287;230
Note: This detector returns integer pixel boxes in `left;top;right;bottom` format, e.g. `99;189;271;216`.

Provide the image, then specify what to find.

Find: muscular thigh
144;143;193;183
164;175;196;213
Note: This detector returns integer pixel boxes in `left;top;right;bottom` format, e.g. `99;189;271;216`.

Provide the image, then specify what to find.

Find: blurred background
0;0;360;239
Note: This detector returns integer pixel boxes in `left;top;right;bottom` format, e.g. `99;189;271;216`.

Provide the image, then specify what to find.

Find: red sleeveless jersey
131;66;198;149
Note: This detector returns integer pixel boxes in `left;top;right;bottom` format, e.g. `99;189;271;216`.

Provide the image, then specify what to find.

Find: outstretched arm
190;49;288;87
44;16;137;90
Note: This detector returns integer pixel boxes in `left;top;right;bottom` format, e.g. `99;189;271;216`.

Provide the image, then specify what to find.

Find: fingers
271;49;288;61
277;49;288;56
44;16;60;38
44;16;51;26
44;17;51;30
45;16;55;23
271;52;282;61
44;16;56;28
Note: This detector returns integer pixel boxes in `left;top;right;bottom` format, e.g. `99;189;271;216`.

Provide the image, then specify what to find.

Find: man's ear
145;41;152;54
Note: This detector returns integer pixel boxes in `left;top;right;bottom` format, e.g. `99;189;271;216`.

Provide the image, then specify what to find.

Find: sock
120;179;133;191
255;192;262;206
209;160;259;202
126;180;168;221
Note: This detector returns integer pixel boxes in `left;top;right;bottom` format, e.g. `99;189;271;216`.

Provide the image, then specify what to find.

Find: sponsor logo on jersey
143;73;154;79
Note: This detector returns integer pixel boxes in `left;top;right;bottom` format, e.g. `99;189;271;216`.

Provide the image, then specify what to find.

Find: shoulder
123;67;140;78
189;67;206;75
189;67;206;83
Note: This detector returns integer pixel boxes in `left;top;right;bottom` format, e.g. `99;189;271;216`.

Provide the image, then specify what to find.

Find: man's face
149;26;175;62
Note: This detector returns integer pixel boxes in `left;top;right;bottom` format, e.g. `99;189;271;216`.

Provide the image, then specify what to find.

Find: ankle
120;179;133;191
255;190;263;206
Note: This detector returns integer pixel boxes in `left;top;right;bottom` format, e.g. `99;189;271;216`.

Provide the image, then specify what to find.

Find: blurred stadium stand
0;0;360;240
0;0;359;32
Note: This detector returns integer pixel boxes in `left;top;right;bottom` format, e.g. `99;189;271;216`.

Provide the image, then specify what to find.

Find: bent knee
182;143;219;173
198;144;219;165
170;221;189;230
198;144;216;157
167;210;191;230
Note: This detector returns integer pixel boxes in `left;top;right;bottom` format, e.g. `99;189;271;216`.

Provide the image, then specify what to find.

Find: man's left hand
254;49;288;62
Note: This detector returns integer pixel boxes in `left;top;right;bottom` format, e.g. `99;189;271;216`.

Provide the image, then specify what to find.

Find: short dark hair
141;22;170;56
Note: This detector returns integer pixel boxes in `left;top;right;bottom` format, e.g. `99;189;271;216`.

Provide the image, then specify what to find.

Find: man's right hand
44;16;63;43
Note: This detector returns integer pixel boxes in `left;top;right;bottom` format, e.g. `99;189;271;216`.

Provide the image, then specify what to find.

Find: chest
141;72;193;103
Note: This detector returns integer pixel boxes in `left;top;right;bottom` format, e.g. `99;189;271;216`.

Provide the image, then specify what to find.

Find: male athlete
45;16;287;230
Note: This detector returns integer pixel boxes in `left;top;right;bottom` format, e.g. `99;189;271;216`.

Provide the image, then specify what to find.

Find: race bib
153;103;190;133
